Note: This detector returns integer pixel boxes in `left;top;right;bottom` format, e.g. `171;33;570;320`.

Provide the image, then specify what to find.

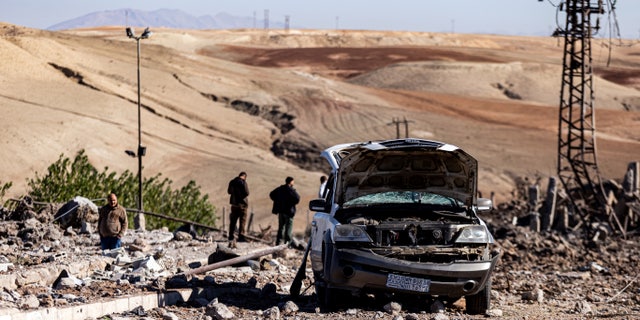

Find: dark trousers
100;236;122;250
229;205;248;241
276;213;294;245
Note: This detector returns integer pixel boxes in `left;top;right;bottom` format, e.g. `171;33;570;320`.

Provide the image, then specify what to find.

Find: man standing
227;171;249;243
270;176;300;245
98;193;128;250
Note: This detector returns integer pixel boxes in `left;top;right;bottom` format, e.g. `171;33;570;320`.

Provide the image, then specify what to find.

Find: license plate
386;273;431;292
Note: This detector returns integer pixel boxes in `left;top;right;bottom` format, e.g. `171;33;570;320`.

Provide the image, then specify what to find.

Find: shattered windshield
343;191;464;208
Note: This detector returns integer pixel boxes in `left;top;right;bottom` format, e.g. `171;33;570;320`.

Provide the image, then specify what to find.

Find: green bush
0;180;12;206
26;150;216;231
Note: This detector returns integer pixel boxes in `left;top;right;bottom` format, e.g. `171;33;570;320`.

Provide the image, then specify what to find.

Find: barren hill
1;24;639;233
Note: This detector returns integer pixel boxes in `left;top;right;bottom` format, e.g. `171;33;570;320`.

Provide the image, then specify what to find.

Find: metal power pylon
551;0;627;235
555;0;607;212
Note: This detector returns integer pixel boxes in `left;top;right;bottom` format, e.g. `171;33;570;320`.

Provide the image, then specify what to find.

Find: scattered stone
174;231;193;241
405;313;420;320
486;309;503;317
384;301;402;315
263;305;280;319
18;294;39;309
346;308;359;315
247;259;260;271
575;301;593;314
281;300;299;315
430;313;450;320
161;311;180;320
205;299;234;319
522;288;544;303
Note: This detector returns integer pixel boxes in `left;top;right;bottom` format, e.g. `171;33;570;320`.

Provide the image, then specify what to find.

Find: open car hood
322;139;478;207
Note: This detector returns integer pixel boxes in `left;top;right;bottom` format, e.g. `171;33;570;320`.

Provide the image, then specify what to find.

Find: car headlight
334;224;372;243
454;225;492;244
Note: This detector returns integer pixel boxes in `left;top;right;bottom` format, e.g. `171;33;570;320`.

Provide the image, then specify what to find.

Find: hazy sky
1;0;638;38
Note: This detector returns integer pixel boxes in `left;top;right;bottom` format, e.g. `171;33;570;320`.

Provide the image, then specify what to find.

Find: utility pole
388;117;401;139
126;26;152;231
388;117;413;139
402;117;414;138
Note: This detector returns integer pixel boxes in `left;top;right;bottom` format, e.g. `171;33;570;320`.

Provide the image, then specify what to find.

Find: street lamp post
126;27;151;231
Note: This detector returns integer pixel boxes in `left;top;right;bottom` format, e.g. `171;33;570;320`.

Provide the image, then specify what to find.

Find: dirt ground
7;204;639;320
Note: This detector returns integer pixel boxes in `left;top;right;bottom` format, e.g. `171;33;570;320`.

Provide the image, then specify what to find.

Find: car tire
465;278;491;315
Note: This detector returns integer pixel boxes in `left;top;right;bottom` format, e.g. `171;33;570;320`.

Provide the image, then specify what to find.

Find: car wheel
318;286;349;311
314;272;327;304
465;278;491;315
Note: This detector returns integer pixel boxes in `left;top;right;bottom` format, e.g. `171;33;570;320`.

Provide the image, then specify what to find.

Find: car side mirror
309;199;328;212
477;198;493;212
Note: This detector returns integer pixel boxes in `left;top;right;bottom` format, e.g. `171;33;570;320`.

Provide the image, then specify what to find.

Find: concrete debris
205;298;235;319
0;189;638;320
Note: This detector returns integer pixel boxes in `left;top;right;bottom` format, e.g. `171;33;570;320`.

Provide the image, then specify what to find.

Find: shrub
0;180;12;206
26;150;216;230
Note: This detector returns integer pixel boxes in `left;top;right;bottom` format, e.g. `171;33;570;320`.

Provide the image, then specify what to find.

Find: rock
281;300;299;315
575;301;593;314
263;306;280;319
247;259;261;271
18;294;39;309
405;313;420;320
430;313;450;320
384;301;402;315
205;300;234;319
522;288;544;303
174;231;193;241
346;308;359;315
162;311;180;320
487;309;503;317
133;256;164;273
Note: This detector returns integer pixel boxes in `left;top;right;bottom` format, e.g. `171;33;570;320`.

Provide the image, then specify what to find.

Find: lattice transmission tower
551;0;623;230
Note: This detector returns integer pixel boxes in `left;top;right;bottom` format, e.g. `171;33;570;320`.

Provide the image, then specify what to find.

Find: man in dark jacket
228;171;249;243
98;193;128;250
270;176;300;245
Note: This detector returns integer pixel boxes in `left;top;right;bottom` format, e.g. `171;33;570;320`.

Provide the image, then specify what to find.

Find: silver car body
309;138;500;312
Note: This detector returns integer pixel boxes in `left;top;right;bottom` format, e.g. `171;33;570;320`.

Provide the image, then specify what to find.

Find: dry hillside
1;24;640;233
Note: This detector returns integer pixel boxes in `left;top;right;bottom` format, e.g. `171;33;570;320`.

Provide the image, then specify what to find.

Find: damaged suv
309;139;500;314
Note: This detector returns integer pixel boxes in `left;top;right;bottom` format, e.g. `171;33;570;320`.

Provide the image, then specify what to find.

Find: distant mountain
47;8;283;31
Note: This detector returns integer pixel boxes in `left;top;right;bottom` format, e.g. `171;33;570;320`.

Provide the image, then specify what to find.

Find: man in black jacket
228;171;249;243
270;176;300;245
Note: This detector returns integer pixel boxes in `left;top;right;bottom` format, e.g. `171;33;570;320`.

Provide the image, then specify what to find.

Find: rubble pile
0;192;638;320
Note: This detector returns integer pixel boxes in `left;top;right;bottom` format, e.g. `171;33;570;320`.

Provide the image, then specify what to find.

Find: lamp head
126;27;134;38
140;27;152;39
